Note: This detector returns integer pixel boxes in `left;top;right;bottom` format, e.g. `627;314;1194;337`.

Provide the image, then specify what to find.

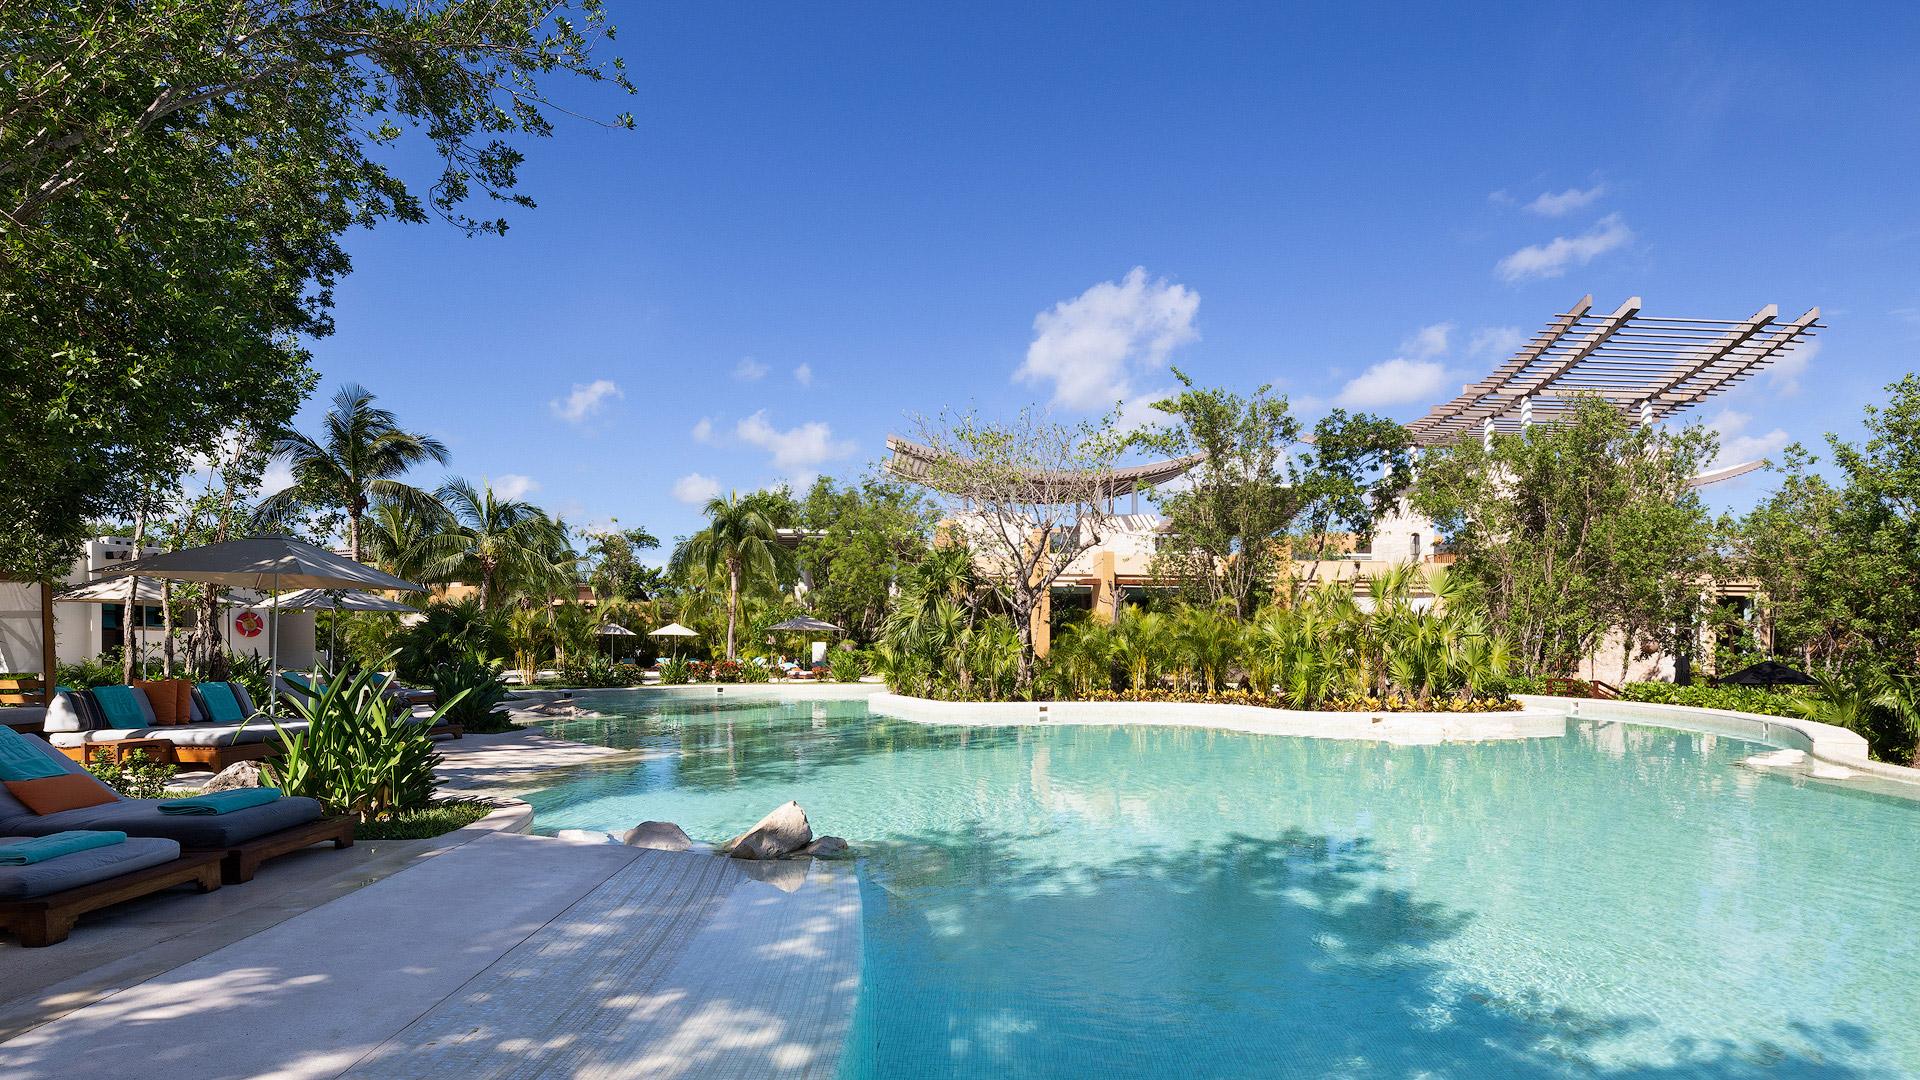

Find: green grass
357;801;494;840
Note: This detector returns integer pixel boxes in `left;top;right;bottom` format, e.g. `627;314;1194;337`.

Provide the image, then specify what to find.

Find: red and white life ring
234;611;265;638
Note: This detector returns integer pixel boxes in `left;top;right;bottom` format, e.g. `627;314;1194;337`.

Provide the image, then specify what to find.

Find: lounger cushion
227;682;258;716
47;719;306;749
92;686;154;729
0;795;324;848
43;690;106;734
0;836;181;901
198;682;245;724
133;680;192;726
0;740;117;823
5;774;119;815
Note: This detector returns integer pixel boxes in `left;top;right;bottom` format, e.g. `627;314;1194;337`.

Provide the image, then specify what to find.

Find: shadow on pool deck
843;828;1883;1079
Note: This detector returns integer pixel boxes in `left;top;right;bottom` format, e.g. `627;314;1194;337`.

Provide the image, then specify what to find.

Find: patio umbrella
1716;659;1820;689
767;616;844;667
600;621;637;661
95;536;421;710
649;621;698;662
253;589;420;662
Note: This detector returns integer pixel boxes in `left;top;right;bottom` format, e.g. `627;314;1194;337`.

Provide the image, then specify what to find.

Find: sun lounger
0;730;351;884
43;683;300;770
0;834;220;946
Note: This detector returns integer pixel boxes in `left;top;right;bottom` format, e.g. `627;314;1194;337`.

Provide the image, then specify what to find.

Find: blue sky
296;2;1920;552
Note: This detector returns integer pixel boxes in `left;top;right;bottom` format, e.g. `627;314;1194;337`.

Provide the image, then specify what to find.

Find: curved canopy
257;589;418;613
57;578;245;605
649;622;698;638
885;435;1204;500
94;536;421;592
767;616;843;634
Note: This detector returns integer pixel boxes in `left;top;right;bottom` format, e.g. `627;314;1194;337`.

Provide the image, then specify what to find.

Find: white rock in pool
554;829;619;845
1809;762;1856;780
1742;748;1806;768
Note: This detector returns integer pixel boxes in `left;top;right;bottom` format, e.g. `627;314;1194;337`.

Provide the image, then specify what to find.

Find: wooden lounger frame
0;852;223;947
191;815;355;884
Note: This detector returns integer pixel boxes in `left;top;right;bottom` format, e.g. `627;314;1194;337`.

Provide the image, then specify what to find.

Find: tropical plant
659;656;695;685
87;749;176;799
424;478;572;608
683;493;780;659
430;655;513;733
1111;608;1172;692
393;599;506;682
827;649;865;683
257;384;450;560
266;661;464;821
1171;603;1244;694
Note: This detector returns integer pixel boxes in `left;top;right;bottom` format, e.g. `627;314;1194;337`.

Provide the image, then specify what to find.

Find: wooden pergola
1407;296;1822;447
884;435;1205;501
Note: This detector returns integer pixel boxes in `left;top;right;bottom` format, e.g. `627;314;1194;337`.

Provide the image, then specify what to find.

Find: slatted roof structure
1406;296;1822;447
885;435;1206;499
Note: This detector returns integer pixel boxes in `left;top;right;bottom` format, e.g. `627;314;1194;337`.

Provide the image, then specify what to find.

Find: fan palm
424;478;572;608
259;384;449;561
684;493;779;659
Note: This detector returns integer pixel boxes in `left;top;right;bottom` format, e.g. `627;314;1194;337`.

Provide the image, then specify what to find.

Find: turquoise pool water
525;691;1920;1078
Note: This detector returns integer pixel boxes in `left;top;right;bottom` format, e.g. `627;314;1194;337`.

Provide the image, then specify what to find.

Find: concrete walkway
0;832;861;1080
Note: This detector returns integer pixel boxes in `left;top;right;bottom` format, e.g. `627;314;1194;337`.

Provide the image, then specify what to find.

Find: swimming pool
525;691;1920;1078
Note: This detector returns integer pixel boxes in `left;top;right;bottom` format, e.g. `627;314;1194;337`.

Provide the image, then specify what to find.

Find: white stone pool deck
0;725;864;1080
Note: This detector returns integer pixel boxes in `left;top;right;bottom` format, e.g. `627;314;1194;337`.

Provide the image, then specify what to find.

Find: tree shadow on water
842;828;1891;1080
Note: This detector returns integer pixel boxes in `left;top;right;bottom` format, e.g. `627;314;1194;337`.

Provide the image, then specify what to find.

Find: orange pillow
5;774;118;814
133;679;191;726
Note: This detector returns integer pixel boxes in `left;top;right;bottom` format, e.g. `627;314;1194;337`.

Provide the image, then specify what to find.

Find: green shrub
54;655;120;690
1618;681;1812;717
431;655;513;733
354;801;493;840
86;749;177;799
734;659;772;683
827;650;864;683
222;650;273;708
659;657;694;685
266;660;462;821
393;599;506;682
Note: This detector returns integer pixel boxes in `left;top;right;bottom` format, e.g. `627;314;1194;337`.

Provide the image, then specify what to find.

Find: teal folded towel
0;725;65;781
0;830;127;865
158;787;283;815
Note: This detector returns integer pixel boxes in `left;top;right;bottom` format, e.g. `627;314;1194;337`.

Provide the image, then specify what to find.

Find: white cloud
1524;185;1606;217
1399;323;1453;360
691;417;716;444
1767;339;1818;397
1468;325;1527;359
550;379;622;423
1496;214;1633;282
1709;410;1789;467
1336;359;1454;409
1016;267;1200;409
792;363;813;387
733;357;769;382
671;473;722;505
491;474;539;501
735;411;856;481
259;460;296;498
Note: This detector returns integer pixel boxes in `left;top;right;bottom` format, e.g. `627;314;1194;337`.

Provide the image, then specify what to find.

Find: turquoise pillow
0;726;64;781
197;682;245;724
92;685;150;729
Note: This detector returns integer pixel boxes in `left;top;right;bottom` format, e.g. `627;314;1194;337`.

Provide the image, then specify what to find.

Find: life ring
234;611;265;638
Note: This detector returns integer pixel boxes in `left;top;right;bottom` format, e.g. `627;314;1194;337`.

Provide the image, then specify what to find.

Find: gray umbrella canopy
260;589;418;613
600;622;638;636
93;535;421;592
767;616;844;633
58;578;246;606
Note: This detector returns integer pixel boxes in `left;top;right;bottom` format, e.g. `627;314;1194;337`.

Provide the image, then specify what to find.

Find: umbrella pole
269;575;280;716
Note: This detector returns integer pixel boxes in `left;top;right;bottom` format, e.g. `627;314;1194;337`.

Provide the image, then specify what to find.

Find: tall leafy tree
584;525;663;600
1133;370;1302;615
798;476;936;641
424;478;570;608
1411;397;1717;676
1291;410;1416;565
0;0;629;578
684;493;779;660
259;384;449;560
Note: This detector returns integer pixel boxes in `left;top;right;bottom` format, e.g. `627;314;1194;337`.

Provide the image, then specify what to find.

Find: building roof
1406;296;1821;447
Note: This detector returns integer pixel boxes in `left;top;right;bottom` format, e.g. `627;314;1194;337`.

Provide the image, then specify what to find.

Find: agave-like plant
267;658;468;822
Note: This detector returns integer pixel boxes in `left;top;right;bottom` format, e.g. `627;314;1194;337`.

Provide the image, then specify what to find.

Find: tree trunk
121;508;147;684
347;510;361;563
160;580;175;678
725;561;740;659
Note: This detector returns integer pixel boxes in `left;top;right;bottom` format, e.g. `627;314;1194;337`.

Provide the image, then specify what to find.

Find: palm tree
684;493;778;659
362;499;451;594
259;384;450;561
424;478;572;608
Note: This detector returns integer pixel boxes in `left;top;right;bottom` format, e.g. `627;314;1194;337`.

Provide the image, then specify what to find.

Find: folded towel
0;830;128;865
158;787;283;816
